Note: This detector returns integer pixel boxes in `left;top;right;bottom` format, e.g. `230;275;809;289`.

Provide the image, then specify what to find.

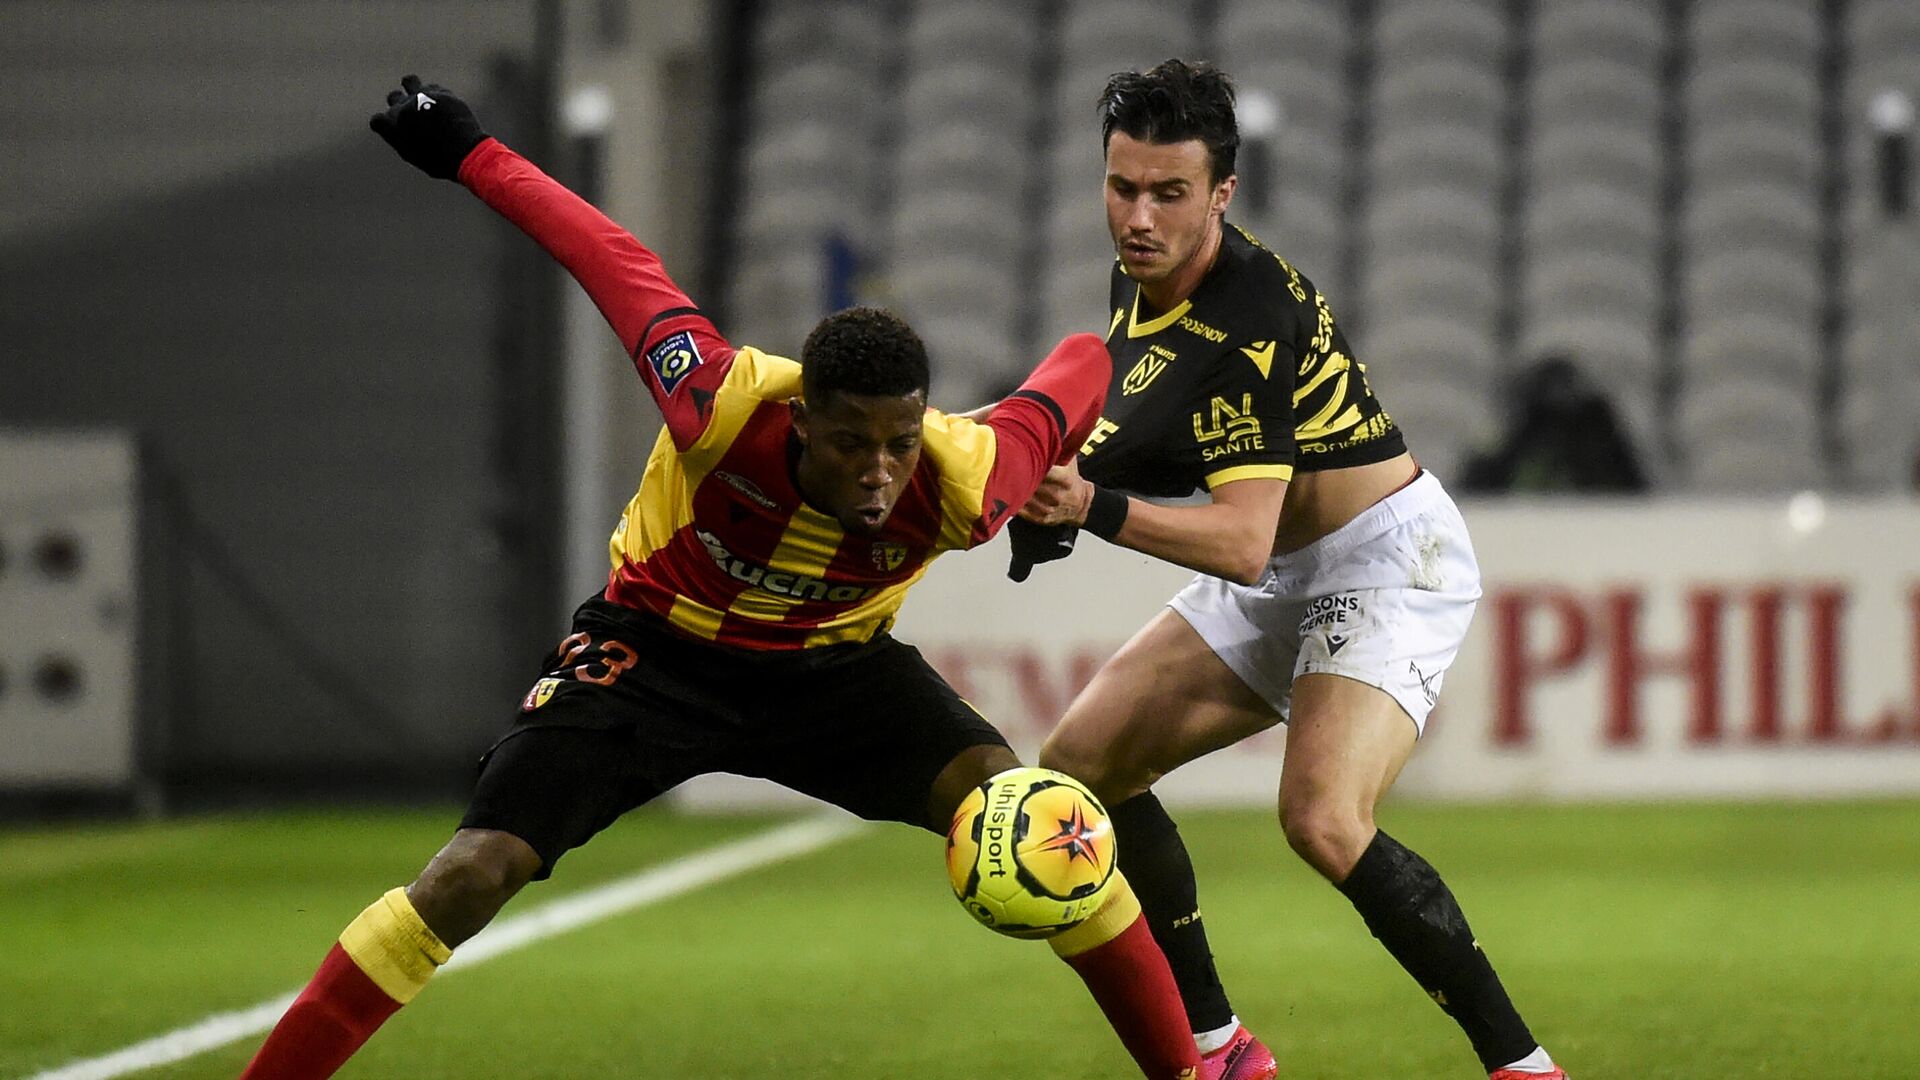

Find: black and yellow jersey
1081;224;1406;497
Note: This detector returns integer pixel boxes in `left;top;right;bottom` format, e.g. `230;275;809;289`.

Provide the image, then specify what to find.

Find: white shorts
1167;470;1481;733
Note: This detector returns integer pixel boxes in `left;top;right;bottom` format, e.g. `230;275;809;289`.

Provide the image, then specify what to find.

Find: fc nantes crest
520;677;561;712
871;542;908;571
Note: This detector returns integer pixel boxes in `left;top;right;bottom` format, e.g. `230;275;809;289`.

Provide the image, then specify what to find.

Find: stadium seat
1371;127;1503;200
1681;185;1821;262
1517;314;1661;389
900;65;1037;134
1532;60;1663;126
1533;2;1665;67
1374;0;1507;69
1361;315;1501;384
1056;0;1197;106
913;311;1025;407
1215;0;1348;75
889;190;1027;269
728;248;832;356
754;0;891;77
1683;253;1823;329
1677;378;1827;491
750;59;883;138
1374;61;1505;132
1679;317;1821;392
744;121;877;207
1364;189;1501;265
904;1;1039;72
1523;185;1661;261
1687;120;1824;193
1035;257;1117;358
890;256;1024;326
1230;57;1348;138
1692;0;1821;65
894;121;1031;202
1521;258;1661;329
1364;256;1501;327
1272;120;1349;192
1685;61;1820;130
1529;127;1663;202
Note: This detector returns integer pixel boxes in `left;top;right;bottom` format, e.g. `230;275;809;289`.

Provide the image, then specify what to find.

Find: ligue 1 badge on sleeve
646;330;703;394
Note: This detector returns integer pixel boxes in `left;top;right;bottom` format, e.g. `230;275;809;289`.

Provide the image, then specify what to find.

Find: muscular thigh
1042;607;1280;803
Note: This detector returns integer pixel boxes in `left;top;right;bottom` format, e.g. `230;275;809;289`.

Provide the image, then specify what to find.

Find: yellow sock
1048;870;1145;959
336;887;452;1004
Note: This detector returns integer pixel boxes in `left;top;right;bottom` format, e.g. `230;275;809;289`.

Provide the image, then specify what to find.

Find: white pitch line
23;814;866;1080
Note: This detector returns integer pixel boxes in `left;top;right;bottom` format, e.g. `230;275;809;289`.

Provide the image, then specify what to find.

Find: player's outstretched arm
369;76;730;443
955;333;1113;548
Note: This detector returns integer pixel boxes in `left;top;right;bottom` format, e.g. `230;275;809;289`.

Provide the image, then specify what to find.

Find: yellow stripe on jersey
801;568;934;647
611;346;802;567
727;505;846;623
1205;462;1294;488
666;593;727;641
921;409;998;551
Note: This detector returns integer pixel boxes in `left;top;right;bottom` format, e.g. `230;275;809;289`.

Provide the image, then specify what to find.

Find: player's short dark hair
800;306;931;405
1099;58;1240;185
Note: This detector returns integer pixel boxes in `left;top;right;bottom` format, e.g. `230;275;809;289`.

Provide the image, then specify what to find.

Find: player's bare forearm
1108;490;1283;585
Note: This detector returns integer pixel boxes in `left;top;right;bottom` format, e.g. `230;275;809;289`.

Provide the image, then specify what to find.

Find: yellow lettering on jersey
1201;435;1265;462
1239;340;1276;380
1192;394;1262;445
1081;418;1120;455
1178;315;1228;342
1123;344;1177;395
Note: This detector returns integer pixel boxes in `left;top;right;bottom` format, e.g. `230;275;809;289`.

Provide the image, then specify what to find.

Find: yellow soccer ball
945;766;1116;939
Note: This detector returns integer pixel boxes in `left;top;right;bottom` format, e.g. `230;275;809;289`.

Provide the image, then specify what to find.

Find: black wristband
1082;485;1130;541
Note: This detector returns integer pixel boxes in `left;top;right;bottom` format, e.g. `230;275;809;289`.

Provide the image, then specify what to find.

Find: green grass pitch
4;800;1917;1079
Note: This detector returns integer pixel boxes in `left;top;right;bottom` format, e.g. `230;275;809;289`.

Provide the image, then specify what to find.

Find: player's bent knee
1038;729;1136;803
925;742;1022;829
1279;802;1374;881
408;829;540;946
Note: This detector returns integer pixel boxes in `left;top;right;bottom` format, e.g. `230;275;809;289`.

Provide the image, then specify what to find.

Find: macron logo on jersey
646;330;703;395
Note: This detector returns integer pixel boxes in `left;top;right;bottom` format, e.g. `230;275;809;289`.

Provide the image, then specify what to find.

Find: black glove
1007;518;1079;583
369;74;488;180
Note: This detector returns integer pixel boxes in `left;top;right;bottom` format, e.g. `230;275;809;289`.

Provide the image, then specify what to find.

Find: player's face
1103;132;1233;285
792;390;928;535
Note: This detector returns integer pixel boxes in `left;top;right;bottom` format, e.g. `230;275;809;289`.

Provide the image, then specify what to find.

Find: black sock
1109;791;1235;1033
1335;829;1537;1072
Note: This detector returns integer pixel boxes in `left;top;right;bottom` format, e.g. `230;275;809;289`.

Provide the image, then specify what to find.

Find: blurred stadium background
3;1;1918;1077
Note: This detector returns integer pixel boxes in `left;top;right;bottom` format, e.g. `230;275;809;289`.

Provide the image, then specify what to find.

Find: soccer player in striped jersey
1010;61;1567;1080
237;77;1203;1080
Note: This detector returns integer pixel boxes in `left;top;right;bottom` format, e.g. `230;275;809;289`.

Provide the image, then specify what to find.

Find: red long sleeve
458;138;734;447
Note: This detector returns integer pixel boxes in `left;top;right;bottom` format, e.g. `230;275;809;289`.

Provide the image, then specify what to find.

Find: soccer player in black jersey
1013;60;1568;1080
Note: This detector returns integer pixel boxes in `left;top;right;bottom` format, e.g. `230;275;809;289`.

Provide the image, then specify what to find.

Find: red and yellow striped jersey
460;139;1109;649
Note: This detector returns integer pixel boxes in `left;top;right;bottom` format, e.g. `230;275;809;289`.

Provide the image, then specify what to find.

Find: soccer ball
945;766;1117;939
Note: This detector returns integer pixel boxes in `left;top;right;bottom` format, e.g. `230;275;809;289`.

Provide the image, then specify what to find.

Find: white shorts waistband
1263;470;1454;585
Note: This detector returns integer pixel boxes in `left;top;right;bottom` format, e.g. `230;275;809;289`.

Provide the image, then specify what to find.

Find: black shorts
459;596;1007;878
